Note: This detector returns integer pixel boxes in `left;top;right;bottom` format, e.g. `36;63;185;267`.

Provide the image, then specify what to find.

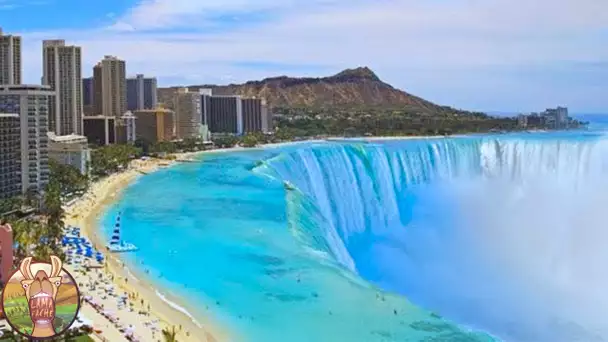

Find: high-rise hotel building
42;39;83;135
93;55;126;118
0;113;21;200
127;74;157;111
0;85;54;195
174;88;202;139
82;77;94;115
133;108;175;143
0;28;21;85
200;89;272;135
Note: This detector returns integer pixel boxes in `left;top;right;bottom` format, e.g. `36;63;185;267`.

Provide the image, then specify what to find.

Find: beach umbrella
76;249;83;255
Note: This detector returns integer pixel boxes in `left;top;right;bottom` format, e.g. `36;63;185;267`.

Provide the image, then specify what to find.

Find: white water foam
155;290;203;328
264;135;608;342
122;265;140;283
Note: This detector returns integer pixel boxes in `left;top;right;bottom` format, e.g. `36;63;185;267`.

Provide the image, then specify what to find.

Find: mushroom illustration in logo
19;255;64;338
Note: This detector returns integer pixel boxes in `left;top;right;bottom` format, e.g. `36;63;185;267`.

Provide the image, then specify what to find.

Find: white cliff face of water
259;134;608;342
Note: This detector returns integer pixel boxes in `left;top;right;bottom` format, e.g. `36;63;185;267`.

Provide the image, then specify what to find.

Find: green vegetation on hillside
272;106;586;137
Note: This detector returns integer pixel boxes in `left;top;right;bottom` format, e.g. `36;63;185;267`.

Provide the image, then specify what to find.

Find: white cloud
16;0;608;111
0;0;51;9
108;0;346;31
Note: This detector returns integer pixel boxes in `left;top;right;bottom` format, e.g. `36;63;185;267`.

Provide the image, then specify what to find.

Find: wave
155;290;203;328
122;265;140;283
255;134;608;342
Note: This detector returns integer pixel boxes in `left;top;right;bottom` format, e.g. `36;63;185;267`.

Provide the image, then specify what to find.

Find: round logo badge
1;255;80;339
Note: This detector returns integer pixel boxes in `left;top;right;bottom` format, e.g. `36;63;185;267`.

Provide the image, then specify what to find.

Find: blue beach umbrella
75;249;83;255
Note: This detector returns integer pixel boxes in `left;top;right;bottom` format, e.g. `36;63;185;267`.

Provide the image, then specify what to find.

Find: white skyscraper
93;55;126;119
0;28;21;85
0;85;54;195
42;39;83;135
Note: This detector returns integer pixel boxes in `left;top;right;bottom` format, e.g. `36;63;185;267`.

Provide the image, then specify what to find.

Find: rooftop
133;108;174;113
0;84;53;92
102;55;124;61
127;74;156;80
83;115;115;120
42;39;65;47
47;132;88;143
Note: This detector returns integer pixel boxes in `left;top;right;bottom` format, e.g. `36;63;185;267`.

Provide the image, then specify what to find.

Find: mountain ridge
157;67;470;114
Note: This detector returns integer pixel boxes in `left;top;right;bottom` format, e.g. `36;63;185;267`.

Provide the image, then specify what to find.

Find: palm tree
10;220;37;263
42;181;64;251
162;325;178;342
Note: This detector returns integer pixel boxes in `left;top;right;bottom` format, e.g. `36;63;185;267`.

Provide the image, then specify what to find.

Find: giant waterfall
257;133;608;342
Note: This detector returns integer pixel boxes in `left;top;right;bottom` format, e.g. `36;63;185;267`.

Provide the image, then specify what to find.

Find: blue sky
1;0;607;113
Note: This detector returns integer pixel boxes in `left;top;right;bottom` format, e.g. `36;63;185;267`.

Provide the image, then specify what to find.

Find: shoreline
64;158;229;342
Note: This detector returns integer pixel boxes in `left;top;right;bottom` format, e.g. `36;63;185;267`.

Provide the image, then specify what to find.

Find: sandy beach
63;157;228;342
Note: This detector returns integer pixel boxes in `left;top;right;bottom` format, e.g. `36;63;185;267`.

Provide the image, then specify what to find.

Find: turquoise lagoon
101;128;608;342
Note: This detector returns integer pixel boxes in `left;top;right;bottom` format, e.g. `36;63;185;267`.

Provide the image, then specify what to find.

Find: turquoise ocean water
102;116;608;342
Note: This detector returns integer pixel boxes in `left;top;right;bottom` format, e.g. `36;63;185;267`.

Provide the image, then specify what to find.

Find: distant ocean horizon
487;111;608;117
488;111;608;130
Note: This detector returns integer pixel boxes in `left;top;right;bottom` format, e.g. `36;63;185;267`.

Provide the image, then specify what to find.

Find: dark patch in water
409;321;453;333
236;252;284;266
265;292;307;302
420;332;484;342
263;267;295;277
371;330;393;339
430;312;442;319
